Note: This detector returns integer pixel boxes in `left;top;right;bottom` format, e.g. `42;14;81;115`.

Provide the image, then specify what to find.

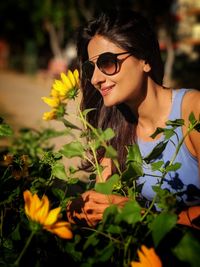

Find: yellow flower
41;96;60;108
61;69;79;88
66;69;79;88
52;79;69;97
42;110;57;121
131;245;162;267
51;69;79;99
50;87;61;98
23;190;73;239
73;69;79;85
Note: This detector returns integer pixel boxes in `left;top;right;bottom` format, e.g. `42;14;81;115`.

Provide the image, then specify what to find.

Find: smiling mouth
100;86;114;96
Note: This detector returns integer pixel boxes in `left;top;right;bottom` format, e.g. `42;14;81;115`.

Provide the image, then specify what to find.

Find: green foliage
0;105;200;267
150;212;177;247
173;232;200;267
0;117;13;137
95;174;120;194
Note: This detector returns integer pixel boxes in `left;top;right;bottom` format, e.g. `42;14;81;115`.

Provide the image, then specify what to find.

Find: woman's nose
91;65;106;86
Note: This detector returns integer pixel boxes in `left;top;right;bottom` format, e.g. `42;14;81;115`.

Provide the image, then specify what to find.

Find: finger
83;203;109;214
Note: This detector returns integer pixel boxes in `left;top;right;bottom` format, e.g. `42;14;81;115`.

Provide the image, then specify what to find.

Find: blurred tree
0;0;174;74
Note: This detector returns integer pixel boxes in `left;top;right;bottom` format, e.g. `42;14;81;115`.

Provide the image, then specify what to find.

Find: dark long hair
76;9;164;172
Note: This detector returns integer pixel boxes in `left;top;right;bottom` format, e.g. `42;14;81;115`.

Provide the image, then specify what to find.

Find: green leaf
150;212;177;247
101;128;115;141
96;242;115;262
151;160;164;171
126;144;143;165
61;118;81;130
122;162;143;182
103;204;119;223
83;232;99;250
144;141;168;164
95;174;120;194
116;200;142;225
82;108;96;117
150;127;164;139
107;224;122;234
0;124;13;137
163;128;175;140
60;141;85;158
52;162;67;180
165;162;181;172
173;232;200;267
65;241;82;261
105;145;117;159
188;112;200;132
67;177;79;184
165;118;184;127
152;187;177;211
188;112;196;124
51;188;65;200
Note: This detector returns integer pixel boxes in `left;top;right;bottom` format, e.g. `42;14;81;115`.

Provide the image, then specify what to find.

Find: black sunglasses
82;52;131;81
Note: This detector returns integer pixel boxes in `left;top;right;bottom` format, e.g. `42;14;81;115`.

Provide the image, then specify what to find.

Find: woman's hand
177;206;200;230
66;190;129;227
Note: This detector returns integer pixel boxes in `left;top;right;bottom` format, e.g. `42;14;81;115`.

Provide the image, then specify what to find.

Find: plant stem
123;235;132;267
141;122;197;221
14;231;35;266
82;226;122;244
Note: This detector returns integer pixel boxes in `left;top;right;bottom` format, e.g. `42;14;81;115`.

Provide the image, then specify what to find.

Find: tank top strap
168;88;190;121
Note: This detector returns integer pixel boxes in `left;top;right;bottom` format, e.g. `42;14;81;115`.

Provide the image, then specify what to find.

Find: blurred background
0;0;200;142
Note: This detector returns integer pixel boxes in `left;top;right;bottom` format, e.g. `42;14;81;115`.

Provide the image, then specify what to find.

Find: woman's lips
100;86;114;96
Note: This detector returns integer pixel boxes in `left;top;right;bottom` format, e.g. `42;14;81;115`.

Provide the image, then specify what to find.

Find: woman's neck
128;81;172;140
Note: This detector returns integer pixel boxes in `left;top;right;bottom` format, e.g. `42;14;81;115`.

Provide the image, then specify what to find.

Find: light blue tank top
137;89;200;207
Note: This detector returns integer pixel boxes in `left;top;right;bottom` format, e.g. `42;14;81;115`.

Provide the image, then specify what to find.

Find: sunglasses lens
82;61;95;80
97;53;117;75
82;52;125;81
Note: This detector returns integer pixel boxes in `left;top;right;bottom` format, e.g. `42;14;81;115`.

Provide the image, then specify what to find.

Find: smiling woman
67;8;200;231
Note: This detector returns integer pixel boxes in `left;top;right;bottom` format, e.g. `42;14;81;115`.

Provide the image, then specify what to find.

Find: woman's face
87;35;150;108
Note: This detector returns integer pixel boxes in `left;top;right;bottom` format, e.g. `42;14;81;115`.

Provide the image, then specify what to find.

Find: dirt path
0;70;82;169
0;70;54;129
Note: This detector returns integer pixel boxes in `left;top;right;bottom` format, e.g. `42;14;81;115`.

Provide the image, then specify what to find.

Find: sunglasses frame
82;51;131;81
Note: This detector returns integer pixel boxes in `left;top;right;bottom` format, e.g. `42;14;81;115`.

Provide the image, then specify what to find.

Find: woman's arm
183;90;200;173
177;206;200;230
180;90;200;230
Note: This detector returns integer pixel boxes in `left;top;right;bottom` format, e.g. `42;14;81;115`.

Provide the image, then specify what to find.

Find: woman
67;9;200;228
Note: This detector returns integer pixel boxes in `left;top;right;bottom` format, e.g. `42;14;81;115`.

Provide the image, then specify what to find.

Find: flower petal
45;221;73;239
61;72;73;89
50;88;60;97
52;81;68;96
34;195;50;224
44;207;61;226
23;190;32;217
30;193;43;221
130;262;141;267
41;97;60;108
42;110;57;121
137;248;151;267
142;246;162;267
131;246;162;267
67;70;76;87
73;69;79;85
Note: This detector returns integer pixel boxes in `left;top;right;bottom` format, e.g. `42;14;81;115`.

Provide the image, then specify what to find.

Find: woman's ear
143;61;151;72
